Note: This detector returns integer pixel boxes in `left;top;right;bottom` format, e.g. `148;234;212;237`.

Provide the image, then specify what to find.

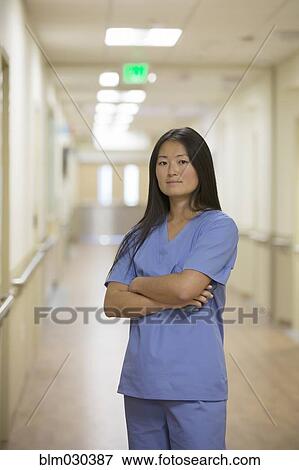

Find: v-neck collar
163;210;206;243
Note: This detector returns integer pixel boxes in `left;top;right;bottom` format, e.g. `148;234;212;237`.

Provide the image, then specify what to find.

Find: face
155;139;199;199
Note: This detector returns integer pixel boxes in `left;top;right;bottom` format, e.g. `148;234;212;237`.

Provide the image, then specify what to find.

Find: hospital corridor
1;0;299;452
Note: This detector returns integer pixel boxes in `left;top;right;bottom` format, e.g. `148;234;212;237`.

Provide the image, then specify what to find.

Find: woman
104;127;239;450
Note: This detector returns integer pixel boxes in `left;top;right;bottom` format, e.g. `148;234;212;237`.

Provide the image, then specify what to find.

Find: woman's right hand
173;285;214;309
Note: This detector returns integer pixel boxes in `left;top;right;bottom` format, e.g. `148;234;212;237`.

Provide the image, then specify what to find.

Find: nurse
104;126;239;450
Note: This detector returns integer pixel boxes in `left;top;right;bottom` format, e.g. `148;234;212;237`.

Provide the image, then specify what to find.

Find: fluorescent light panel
117;103;139;114
97;89;146;103
122;90;146;103
95;103;117;114
105;28;182;47
93;130;150;151
97;90;120;103
99;72;119;87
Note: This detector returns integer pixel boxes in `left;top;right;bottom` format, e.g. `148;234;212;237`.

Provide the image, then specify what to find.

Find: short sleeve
183;215;239;286
104;243;136;288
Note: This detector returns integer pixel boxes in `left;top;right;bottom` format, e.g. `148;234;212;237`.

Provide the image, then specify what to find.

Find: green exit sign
122;63;149;84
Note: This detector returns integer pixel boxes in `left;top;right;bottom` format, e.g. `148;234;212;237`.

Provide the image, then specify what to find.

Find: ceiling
24;0;299;148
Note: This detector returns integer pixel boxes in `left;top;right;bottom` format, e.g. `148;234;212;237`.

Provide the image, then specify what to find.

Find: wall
0;0;78;440
275;52;299;330
192;71;273;313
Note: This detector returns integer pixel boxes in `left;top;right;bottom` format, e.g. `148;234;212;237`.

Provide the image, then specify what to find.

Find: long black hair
106;126;222;279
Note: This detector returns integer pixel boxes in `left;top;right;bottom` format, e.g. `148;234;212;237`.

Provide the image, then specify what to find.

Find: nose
167;161;179;176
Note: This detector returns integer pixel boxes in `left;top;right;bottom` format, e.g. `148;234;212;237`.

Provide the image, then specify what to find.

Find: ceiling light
111;123;130;132
105;28;182;47
95;103;117;114
94;114;113;124
117;103;139;114
94;121;130;133
93;121;110;129
97;90;121;102
122;90;146;103
147;72;157;83
114;114;134;124
93;130;150;151
97;90;146;104
99;72;119;87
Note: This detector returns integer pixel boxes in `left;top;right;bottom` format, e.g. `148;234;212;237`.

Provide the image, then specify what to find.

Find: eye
158;161;167;166
179;159;189;164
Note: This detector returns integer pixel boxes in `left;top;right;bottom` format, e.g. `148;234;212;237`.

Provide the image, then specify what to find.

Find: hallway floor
1;243;299;450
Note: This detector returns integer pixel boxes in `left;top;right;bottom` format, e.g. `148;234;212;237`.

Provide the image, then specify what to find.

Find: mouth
166;181;182;184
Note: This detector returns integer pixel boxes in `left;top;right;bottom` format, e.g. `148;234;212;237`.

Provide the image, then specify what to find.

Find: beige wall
78;163;98;203
275;52;299;330
0;0;78;440
0;0;78;272
190;53;299;332
191;70;273;316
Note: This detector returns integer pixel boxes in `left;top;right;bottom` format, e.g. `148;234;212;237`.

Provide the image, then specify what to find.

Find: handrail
11;251;45;287
11;235;58;287
0;235;58;321
248;231;271;243
272;236;292;248
39;235;58;253
0;294;14;322
239;231;293;248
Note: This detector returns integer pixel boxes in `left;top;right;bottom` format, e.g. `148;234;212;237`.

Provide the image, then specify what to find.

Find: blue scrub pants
124;395;227;450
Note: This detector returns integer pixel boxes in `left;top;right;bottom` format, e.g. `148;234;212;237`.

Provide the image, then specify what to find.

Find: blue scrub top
104;209;239;400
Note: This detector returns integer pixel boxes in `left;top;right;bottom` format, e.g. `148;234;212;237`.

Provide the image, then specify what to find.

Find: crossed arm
104;270;212;318
129;270;212;304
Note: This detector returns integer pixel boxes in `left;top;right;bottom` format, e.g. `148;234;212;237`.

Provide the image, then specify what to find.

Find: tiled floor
1;243;299;449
